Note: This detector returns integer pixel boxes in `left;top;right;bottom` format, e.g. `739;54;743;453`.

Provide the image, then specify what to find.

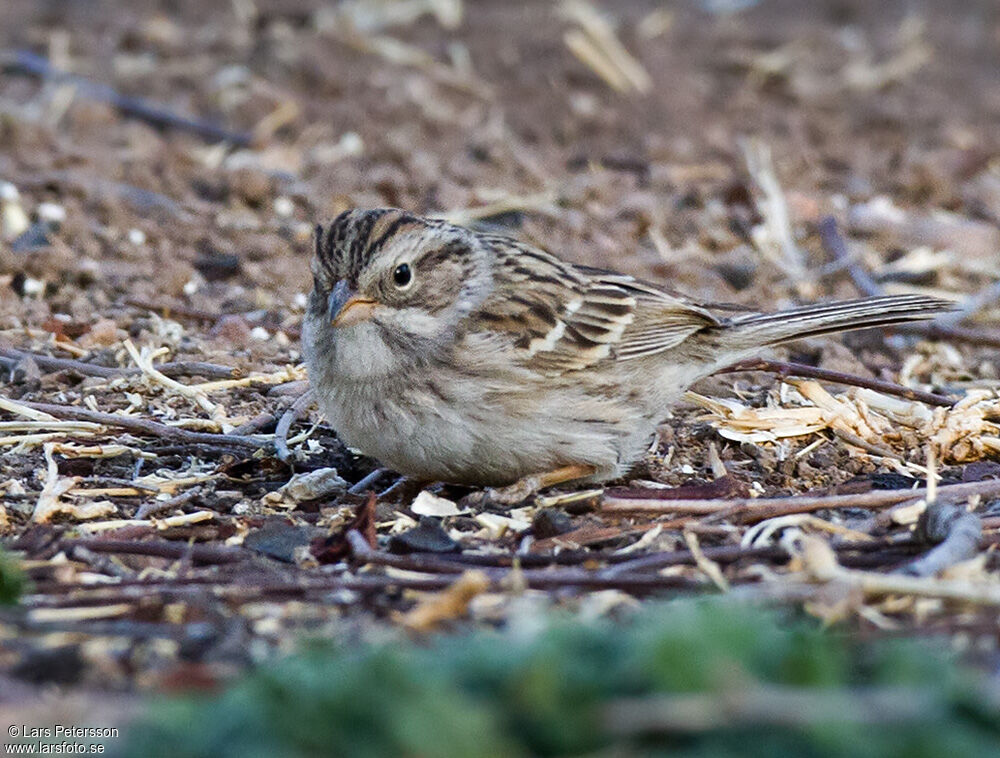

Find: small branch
818;215;1000;349
274;390;314;460
134;487;202;520
344;539;703;592
123;298;221;324
600;545;786;578
60;538;248;565
15;401;265;451
718;358;956;407
0;347;237;379
899;322;1000;351
602;478;1000;524
348;467;392;495
230;412;278;436
3;49;251;146
817;216;884;297
23;566;701;603
797;534;1000;606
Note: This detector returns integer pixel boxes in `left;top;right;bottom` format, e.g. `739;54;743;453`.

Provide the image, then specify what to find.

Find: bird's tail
712;294;954;352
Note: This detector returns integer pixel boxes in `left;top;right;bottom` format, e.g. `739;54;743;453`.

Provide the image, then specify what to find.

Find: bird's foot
470;464;598;509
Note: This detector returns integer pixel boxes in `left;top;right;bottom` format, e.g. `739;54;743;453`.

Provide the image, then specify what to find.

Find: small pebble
21;277;45;297
389;516;460;554
128;228;147;245
211;315;252;346
1;182;30;240
230;166;272;206
11;223;50;252
531;508;574;539
274;196;294;217
37;203;67;225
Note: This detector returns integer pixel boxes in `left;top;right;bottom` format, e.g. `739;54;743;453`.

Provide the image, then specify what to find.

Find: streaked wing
582;269;720;361
473;239;718;374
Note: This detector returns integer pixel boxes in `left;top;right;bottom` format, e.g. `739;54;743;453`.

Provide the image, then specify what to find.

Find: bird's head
304;208;491;378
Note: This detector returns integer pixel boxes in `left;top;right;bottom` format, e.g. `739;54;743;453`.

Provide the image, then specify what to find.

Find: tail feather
715;295;955;350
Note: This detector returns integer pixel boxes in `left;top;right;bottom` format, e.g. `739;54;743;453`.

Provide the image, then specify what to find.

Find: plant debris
1;0;999;729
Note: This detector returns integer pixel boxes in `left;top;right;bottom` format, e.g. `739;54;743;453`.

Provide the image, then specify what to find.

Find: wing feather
468;239;718;374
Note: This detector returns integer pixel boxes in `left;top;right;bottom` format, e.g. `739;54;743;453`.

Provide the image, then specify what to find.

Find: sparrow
302;208;952;497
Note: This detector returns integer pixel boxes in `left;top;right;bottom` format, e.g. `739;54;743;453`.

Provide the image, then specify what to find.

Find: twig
936;280;1000;326
818;215;1000;349
602;478;1000;523
718;358;956;407
23;565;701;602
0;347;236;379
230;412;278;435
817;216;884;297
797;534;1000;606
740;137;805;278
60;537;248;565
274;390;314;460
901;322;1000;350
348;467;392;495
123;298;221;324
134;487;202;520
344;534;704;592
14;401;265;451
600;545;785;578
3;49;251;146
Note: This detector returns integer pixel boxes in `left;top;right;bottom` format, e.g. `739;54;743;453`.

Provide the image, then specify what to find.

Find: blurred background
2;0;998;351
3;1;1000;748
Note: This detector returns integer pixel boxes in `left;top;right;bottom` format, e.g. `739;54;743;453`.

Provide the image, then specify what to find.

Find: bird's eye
393;263;413;288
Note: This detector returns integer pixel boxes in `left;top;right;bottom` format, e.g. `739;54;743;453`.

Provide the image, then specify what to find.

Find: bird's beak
328;281;376;328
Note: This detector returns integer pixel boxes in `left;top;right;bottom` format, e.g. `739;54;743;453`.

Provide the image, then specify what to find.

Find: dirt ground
1;0;1000;723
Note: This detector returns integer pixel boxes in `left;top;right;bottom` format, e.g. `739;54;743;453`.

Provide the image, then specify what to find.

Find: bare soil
1;0;999;720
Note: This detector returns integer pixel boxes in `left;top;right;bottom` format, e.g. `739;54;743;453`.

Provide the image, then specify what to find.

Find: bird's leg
483;463;597;506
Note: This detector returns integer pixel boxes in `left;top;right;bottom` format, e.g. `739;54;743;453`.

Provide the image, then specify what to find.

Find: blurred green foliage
121;600;999;758
0;548;25;604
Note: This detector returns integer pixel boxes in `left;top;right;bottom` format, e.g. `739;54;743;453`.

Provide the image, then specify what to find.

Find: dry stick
903;322;1000;350
817;216;884;297
602;478;1000;523
123;298;221;324
134;487;202;520
19;401;266;451
274;389;314;460
599;535;922;578
230;411;279;436
60;537;248;565
23;568;699;605
818;216;1000;349
344;530;701;592
600;544;785;578
348;467;391;495
0;347;236;380
718;358;956;407
347;539;913;577
3;49;252;146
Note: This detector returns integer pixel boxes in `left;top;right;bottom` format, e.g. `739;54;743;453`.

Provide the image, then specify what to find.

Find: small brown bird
303;209;952;499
